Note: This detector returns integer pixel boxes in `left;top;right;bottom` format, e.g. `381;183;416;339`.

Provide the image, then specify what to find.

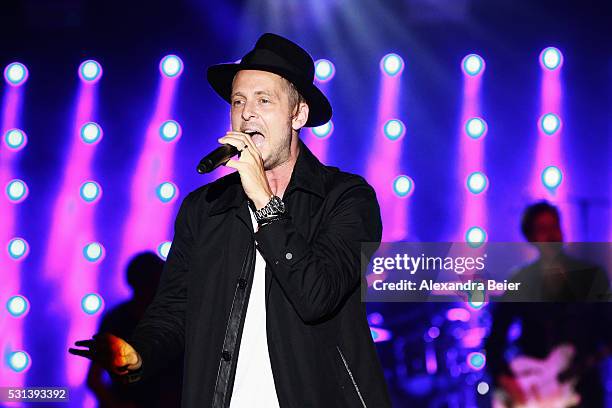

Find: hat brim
207;63;332;128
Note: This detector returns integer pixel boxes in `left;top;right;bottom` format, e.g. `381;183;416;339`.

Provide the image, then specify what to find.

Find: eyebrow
231;90;277;99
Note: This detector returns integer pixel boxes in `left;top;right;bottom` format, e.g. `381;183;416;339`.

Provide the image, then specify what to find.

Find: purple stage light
540;47;564;70
466;352;486;370
3;128;28;151
160;55;184;78
462;54;485;77
311;120;333;139
159;120;182;142
7;237;29;261
78;60;103;83
380;53;404;76
4;62;29;86
393;175;414;198
370;327;392;343
80;122;103;144
7;351;31;373
6;295;30;318
6;179;29;203
314;59;335;82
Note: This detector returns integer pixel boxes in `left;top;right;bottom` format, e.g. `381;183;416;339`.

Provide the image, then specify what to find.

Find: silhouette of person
486;201;611;407
86;252;183;408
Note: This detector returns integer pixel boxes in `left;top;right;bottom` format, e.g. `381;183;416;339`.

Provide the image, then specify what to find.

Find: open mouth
243;130;265;148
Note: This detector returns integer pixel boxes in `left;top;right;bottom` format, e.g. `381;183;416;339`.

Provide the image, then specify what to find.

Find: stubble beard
263;120;294;171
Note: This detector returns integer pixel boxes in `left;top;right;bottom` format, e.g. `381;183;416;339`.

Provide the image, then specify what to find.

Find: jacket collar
208;139;326;215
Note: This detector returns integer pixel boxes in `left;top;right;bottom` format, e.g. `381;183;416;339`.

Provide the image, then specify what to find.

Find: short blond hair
281;78;306;117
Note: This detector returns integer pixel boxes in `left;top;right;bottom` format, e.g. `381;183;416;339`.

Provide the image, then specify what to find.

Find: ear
291;102;309;131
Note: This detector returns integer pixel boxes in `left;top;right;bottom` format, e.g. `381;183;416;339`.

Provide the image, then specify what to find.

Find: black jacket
128;140;391;407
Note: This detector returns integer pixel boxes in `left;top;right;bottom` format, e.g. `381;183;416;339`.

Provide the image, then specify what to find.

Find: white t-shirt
229;207;280;408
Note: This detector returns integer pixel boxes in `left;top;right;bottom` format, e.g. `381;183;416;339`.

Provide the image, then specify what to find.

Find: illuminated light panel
312;120;333;139
462;54;485;76
393;175;414;198
383;119;405;141
465;117;487;139
81;293;104;315
6;179;29;203
157;241;172;261
6;295;30;318
160;55;184;78
467;351;486;370
539;113;561;136
4;128;28;150
4;62;29;86
79;181;102;203
159;120;182;142
466;172;488;194
7;351;31;372
541;165;563;190
80;122;103;144
8;238;29;260
157;182;178;203
314;59;335;82
465;226;487;248
83;242;105;263
79;60;103;83
540;47;564;70
380;53;404;76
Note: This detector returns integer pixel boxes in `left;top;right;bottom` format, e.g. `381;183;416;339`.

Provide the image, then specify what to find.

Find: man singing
70;33;391;407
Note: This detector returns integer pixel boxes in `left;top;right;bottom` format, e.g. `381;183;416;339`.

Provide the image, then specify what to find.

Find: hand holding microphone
199;131;273;210
196;131;261;174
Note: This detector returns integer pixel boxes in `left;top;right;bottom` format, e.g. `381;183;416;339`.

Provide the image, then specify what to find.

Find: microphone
196;144;239;174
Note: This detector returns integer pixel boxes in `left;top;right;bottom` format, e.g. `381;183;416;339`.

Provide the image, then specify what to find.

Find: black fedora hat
207;33;332;127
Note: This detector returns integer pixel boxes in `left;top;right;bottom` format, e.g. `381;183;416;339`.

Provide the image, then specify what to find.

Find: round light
83;242;105;262
159;120;182;142
157;241;172;260
467;352;486;370
6;179;29;203
80;122;103;144
368;312;384;326
427;326;440;339
540;47;563;70
7;351;31;372
7;297;28;317
4;62;29;86
383;119;406;141
6;295;30;318
466;172;488;194
542;166;563;190
465;227;487;248
393;175;414;198
160;55;183;78
4;129;28;150
157;182;178;203
465;118;487;139
477;381;489;395
380;53;404;76
79;60;103;83
312;121;334;139
8;238;29;260
540;113;561;135
462;54;485;76
81;293;104;315
314;59;335;82
79;181;102;203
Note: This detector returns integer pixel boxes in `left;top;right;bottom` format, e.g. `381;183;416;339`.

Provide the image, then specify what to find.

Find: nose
241;99;257;121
